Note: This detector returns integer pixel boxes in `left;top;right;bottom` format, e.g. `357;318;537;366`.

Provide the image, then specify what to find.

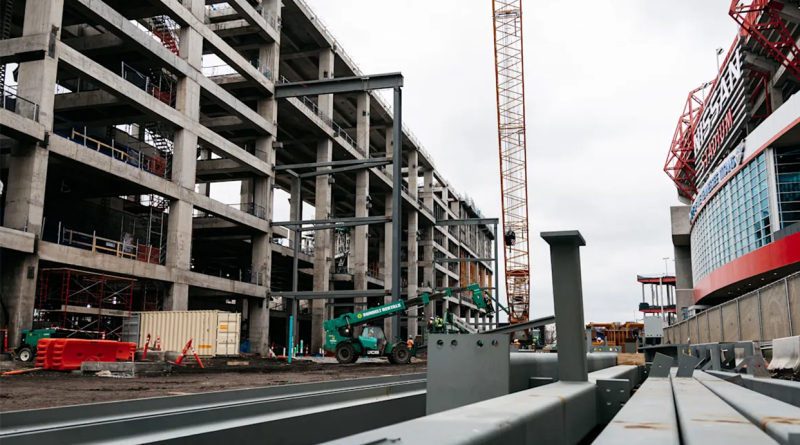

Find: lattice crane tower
492;0;530;324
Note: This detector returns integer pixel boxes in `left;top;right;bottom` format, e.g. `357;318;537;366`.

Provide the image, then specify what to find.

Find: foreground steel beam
671;371;777;444
323;381;598;445
695;371;800;445
275;157;392;171
0;375;425;445
707;370;800;407
275;73;404;98
593;377;679;444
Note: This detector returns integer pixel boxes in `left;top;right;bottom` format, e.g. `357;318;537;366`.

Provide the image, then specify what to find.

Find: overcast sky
275;0;737;324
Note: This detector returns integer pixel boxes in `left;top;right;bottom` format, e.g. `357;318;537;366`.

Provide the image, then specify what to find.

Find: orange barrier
35;339;136;371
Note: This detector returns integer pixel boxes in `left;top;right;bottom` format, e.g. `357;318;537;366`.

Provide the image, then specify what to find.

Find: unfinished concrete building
0;0;497;354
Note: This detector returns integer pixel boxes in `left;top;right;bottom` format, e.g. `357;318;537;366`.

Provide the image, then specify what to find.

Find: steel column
289;174;300;345
758;290;764;341
391;86;403;343
541;230;588;382
494;222;499;330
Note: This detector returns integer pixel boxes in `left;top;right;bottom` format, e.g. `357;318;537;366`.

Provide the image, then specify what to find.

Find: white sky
288;0;739;324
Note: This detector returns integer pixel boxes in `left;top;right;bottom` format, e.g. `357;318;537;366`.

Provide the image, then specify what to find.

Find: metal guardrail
66;129;169;178
2;84;40;122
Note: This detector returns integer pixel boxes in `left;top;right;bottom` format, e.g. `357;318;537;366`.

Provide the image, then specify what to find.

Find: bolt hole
451;340;458;346
437;340;443;346
606;402;611;406
620;389;624;393
606;388;611;392
492;340;498;347
477;340;484;347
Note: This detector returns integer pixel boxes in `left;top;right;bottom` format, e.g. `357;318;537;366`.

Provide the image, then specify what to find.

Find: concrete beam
69;0;276;134
48;135;269;233
53;90;121;111
56;42;273;177
37;241;267;299
226;0;279;43
156;0;276;92
0;108;47;143
0;34;49;64
0;227;36;253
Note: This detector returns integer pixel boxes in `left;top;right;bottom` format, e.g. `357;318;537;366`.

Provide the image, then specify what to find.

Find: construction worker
434;316;444;333
407;337;414;348
427;317;434;332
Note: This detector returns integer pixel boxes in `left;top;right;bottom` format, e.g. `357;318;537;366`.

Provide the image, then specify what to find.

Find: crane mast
492;0;530;324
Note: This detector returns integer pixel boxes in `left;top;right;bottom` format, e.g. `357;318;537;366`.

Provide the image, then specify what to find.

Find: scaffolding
35;268;135;340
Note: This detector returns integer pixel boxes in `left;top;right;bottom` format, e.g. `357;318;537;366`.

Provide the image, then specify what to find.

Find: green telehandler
323;283;491;364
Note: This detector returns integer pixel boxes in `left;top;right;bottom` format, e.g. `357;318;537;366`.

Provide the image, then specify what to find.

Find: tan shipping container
135;310;241;357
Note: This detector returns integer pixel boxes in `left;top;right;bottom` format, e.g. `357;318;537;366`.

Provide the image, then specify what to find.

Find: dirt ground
0;357;427;412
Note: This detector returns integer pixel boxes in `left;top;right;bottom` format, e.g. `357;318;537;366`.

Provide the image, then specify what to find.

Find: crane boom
492;0;531;324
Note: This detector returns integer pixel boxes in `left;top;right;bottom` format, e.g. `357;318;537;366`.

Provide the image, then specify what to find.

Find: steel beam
298;161;392;178
275;73;404;98
434;257;495;263
671;372;777;444
275;157;391;171
435;218;500;226
0;375;425;444
323;381;598;445
593;377;679;445
289;175;301;345
695;371;800;445
541;230;588;382
276;289;390;299
483;314;556;335
271;216;389;232
707;370;800;407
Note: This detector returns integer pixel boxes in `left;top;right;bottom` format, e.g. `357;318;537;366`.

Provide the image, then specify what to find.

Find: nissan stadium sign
690;143;745;221
693;40;749;181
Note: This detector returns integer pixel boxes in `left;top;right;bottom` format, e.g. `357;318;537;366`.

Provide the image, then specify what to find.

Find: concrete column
164;0;203;311
310;49;335;353
406;149;419;338
353;93;370;302
541;230;588;382
1;1;64;348
247;8;281;354
671;206;694;321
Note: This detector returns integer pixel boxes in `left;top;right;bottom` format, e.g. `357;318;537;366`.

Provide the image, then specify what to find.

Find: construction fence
664;271;800;344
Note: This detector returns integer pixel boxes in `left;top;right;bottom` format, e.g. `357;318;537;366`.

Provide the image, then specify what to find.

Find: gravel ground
0;357;426;412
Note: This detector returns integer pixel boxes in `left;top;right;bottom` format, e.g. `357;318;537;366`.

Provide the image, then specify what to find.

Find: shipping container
130;310;241;357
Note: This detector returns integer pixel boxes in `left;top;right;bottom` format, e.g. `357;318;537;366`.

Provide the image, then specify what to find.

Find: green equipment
17;328;57;362
16;328;97;362
324;288;456;364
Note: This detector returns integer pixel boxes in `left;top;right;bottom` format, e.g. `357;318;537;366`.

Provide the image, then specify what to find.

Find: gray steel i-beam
434;257;495;263
435;218;500;226
297;161;392;178
391;86;403;343
276;289;390;299
541;230;588;382
274;157;392;171
289;174;301;345
275;73;404;98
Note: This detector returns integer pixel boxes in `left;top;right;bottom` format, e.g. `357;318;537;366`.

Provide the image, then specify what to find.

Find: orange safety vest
407;339;414;348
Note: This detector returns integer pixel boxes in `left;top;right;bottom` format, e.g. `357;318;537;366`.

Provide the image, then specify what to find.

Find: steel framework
730;0;800;83
664;82;712;201
492;0;530;324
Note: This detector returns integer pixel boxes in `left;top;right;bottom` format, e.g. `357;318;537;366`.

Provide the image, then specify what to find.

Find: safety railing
205;3;279;31
271;237;316;256
278;75;364;156
60;227;139;261
229;202;267;220
202;59;272;81
65;129;169;178
121;62;174;107
1;84;40;122
192;264;266;286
